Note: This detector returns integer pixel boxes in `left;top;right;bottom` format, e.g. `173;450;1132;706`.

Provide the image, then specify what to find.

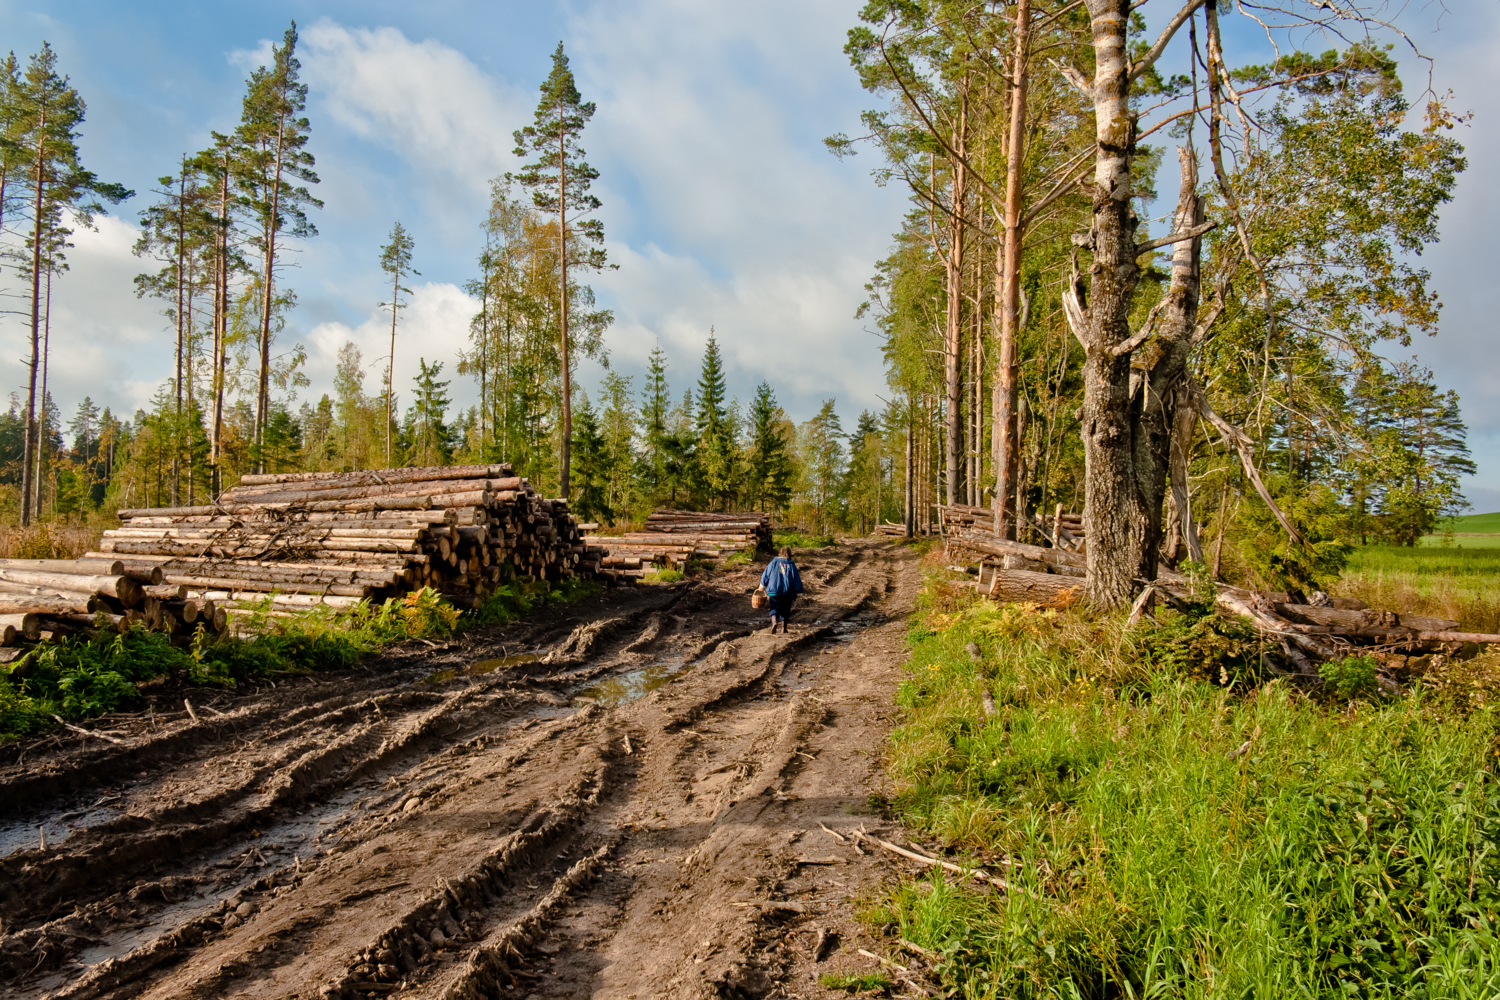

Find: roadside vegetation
0;576;600;741
876;570;1500;997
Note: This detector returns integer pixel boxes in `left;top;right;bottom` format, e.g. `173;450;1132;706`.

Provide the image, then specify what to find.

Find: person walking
759;546;804;634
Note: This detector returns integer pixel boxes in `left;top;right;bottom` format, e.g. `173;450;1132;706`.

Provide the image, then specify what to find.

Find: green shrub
1320;653;1379;702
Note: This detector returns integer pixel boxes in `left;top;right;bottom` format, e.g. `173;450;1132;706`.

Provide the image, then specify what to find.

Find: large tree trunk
256;115;287;476
944;85;968;507
21;102;46;529
558;132;572;499
993;0;1030;538
1073;0;1146;606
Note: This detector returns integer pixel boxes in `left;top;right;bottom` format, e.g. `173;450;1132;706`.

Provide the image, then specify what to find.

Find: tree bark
992;0;1030;538
558;130;572;499
21;102;46;528
944;82;968;506
1073;0;1146;606
1131;146;1205;582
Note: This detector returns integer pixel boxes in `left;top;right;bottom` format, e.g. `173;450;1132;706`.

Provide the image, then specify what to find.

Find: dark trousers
768;593;796;621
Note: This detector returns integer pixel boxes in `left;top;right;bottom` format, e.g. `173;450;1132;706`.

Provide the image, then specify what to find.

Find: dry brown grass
0;523;102;561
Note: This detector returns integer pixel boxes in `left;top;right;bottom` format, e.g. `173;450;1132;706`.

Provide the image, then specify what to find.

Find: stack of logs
0;557;225;662
873;522;908;538
939;503;1084;552
586;510;772;578
85;464;607;630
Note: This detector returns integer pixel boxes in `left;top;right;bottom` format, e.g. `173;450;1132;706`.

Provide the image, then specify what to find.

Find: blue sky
1;0;1496;509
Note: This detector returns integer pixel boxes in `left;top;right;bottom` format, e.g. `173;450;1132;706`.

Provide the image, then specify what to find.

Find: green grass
772;531;837;550
1338;546;1500;633
1422;534;1500;548
0;577;603;742
641;567;685;584
1436;511;1500;534
818;971;894;994
877;576;1500;998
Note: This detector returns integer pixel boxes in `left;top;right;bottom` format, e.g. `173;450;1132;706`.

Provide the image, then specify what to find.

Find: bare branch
1187;379;1312;552
1135;220;1217;256
1129;0;1207;82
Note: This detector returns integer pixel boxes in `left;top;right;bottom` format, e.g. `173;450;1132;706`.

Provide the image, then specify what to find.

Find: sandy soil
0;539;939;999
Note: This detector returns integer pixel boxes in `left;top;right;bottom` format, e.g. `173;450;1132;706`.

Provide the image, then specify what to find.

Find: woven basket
751;587;768;609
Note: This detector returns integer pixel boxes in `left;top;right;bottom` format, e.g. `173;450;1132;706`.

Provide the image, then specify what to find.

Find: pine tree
379;220;417;466
694;332;739;510
511;42;611;499
744;382;793;513
12;43;130;524
237;22;320;472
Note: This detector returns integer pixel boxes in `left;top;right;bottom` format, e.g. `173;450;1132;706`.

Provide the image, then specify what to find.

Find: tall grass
1337;547;1500;633
879;579;1500;998
0;522;102;560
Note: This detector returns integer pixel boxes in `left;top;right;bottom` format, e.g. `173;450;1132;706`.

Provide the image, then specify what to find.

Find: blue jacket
760;556;804;597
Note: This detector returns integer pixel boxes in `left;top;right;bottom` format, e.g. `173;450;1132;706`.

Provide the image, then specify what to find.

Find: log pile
585;509;772;578
938;503;1085;552
873;522;908;537
0;557;224;662
86;465;608;619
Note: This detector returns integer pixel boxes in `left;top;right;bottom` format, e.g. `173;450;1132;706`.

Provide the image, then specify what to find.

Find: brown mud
1;539;936;999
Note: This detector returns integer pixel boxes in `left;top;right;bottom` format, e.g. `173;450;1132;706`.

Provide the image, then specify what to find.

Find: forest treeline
0;4;1482;602
0;31;894;536
832;0;1474;599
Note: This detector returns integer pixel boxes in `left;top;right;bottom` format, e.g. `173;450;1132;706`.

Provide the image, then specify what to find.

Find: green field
1339;544;1500;633
1421;510;1500;547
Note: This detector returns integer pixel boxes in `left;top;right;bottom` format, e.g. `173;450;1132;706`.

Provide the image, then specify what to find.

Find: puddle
572;659;687;707
425;652;541;684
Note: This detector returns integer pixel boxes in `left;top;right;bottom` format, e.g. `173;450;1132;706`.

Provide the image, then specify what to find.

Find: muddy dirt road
1;539;927;999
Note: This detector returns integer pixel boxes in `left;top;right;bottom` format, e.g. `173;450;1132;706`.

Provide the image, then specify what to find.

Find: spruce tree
12;43;130;524
405;359;455;467
745;382;793;513
379;221;417;466
694;332;739;509
637;345;672;499
570;397;612;524
511;42;610;499
237;22;320;472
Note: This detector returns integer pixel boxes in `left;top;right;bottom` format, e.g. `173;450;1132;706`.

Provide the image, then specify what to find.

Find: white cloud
565;0;907;417
5;214;168;423
297;20;529;194
303;282;481;412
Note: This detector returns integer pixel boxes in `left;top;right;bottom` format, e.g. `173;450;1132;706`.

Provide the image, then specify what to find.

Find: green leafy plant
1320;653;1379;701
